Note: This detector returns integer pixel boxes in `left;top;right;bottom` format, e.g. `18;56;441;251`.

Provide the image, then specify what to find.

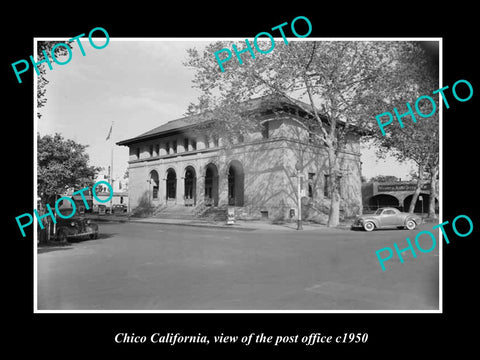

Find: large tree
377;117;439;217
37;133;101;205
184;40;426;226
372;43;439;218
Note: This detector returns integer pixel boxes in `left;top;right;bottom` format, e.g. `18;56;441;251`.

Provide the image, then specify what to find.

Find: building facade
117;97;363;222
362;181;438;213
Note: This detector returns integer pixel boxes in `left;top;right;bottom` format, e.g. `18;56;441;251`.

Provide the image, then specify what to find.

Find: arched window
204;163;219;206
149;170;159;199
227;160;244;206
166;168;176;200
184;166;196;206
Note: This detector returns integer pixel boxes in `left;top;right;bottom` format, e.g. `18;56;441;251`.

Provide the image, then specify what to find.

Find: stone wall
282;142;362;222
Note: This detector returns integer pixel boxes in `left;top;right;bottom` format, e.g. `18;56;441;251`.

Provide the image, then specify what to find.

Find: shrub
131;191;155;217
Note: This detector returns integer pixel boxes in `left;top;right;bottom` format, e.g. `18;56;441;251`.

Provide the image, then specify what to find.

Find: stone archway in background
367;194;400;211
403;193;434;213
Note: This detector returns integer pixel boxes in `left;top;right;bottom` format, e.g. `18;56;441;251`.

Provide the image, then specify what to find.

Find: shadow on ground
37;232;117;253
38;246;73;254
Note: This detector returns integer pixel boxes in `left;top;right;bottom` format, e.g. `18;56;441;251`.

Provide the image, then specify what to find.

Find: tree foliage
37;133;101;204
373;43;439;163
185;41;417;140
372;43;439;216
184;40;432;226
37;41;72;119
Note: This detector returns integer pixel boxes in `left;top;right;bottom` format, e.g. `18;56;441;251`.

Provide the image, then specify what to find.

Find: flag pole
110;121;114;214
106;121;114;214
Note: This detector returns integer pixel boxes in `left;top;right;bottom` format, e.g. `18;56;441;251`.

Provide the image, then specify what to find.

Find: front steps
153;203;228;221
153;204;197;220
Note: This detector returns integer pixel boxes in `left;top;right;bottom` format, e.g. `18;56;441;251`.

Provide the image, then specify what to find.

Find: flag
106;122;113;141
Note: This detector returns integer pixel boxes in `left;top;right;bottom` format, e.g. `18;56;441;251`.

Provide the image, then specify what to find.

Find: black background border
5;4;478;356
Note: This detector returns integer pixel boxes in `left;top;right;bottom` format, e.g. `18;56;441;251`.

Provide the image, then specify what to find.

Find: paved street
37;221;439;311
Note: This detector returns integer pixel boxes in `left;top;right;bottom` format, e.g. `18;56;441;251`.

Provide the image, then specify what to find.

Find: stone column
218;170;228;206
158;169;165;205
196;175;205;207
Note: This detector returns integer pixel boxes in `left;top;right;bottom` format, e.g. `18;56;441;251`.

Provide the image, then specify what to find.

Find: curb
87;215;355;232
92;218;130;223
128;219;257;231
91;216;258;231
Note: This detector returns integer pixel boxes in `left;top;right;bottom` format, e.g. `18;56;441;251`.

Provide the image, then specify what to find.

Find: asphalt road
37;222;439;311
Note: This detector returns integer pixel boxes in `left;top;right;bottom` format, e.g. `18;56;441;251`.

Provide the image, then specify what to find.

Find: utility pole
295;161;303;230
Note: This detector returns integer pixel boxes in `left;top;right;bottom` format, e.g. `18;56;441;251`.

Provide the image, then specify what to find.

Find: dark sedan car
352;207;423;232
54;216;99;242
113;204;128;214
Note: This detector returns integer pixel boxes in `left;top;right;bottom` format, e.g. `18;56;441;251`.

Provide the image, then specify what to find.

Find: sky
37;38;416;182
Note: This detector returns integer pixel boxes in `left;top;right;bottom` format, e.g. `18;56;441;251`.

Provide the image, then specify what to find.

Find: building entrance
166;168;176;201
204;163;218;206
227;160;244;206
184;166;196;206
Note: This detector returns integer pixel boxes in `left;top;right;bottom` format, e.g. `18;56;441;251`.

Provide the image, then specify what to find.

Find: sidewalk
88;214;351;231
131;217;324;231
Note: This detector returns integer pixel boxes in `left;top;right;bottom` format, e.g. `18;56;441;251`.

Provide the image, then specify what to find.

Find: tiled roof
135;114;202;138
116;95;319;146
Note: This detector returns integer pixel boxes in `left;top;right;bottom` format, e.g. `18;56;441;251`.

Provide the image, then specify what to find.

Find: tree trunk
428;167;438;219
327;146;340;227
328;190;340;227
408;164;424;213
408;187;421;214
42;195;56;242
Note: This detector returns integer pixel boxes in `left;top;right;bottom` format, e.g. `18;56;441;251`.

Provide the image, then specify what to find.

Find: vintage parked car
352;207;423;232
54;216;99;242
112;204;128;213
